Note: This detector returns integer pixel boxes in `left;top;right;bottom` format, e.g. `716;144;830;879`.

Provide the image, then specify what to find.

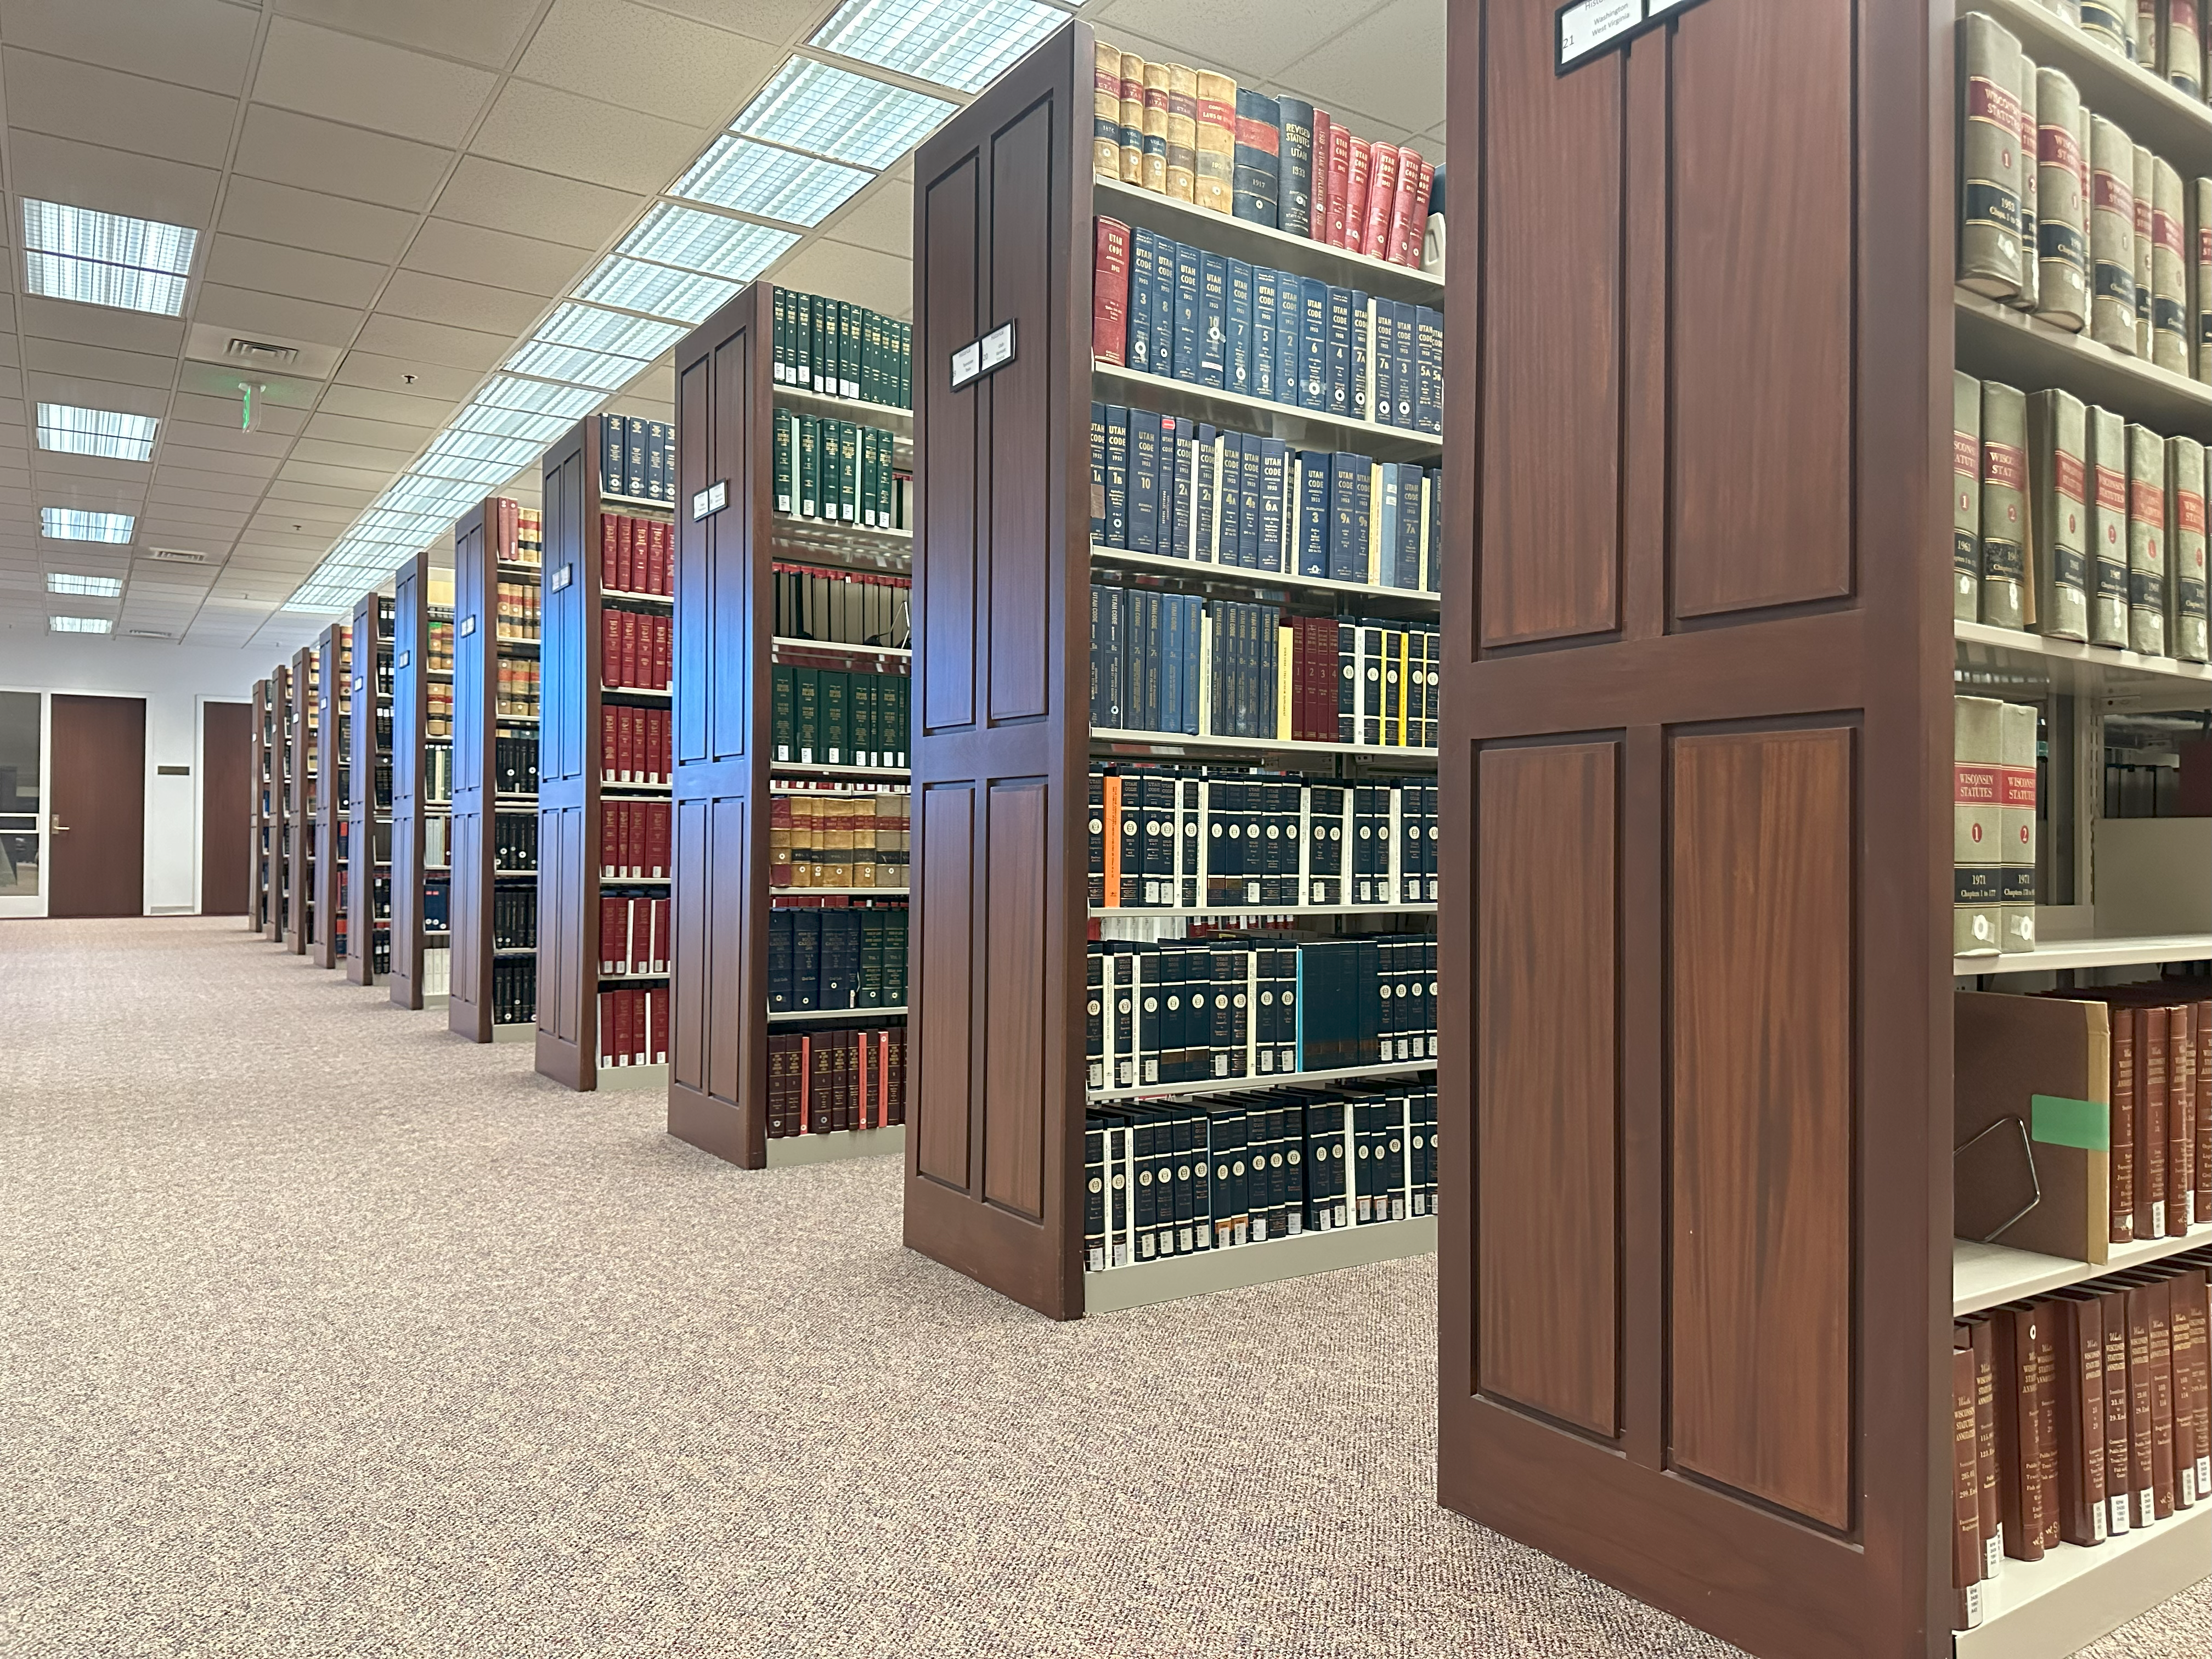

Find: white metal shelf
1954;1502;2211;1659
1954;289;2212;442
1092;543;1440;612
1953;934;2212;977
1092;902;1434;919
772;635;911;661
1090;1057;1436;1102
1092;726;1437;763
771;886;910;898
1092;362;1442;462
1951;1218;2212;1317
1955;618;2212;712
768;1005;909;1022
771;382;913;437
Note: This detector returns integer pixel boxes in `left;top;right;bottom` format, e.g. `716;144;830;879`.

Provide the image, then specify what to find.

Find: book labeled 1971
1955;695;2004;958
2132;145;2154;358
2128;422;2168;656
1998;700;2036;953
2010;57;2039;314
2148;158;2190;376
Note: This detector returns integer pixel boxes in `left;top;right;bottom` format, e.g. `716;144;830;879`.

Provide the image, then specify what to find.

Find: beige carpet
1;918;2203;1659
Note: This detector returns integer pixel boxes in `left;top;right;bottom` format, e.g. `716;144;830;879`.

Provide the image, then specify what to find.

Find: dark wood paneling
267;663;289;942
905;26;1087;1321
449;507;491;1039
1475;740;1619;1440
388;558;428;1009
286;647;311;952
200;700;250;916
536;427;592;1091
48;693;143;917
917;781;974;1189
1667;723;1856;1530
1477;0;1621;649
1669;1;1854;619
347;591;381;986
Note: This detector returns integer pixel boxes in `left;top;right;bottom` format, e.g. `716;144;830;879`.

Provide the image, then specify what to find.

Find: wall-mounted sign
950;341;982;388
460;613;477;637
979;320;1016;373
692;479;727;521
950;320;1021;391
1556;0;1705;72
352;676;363;695
396;650;412;669
552;563;574;592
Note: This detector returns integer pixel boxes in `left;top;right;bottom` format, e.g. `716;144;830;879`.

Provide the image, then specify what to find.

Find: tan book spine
2080;0;2131;52
1092;41;1121;180
2011;58;2041;312
1165;65;1198;204
2152;159;2191;374
2170;438;2209;664
2033;69;2089;329
1141;61;1169;195
2197;178;2211;385
1998;703;2038;953
2029;389;2090;643
1981;381;2029;628
2129;423;2169;656
1956;373;1985;623
1959;16;2026;298
2087;404;2134;647
1118;53;1146;185
2134;145;2155;358
2089;116;2138;353
1956;696;2005;956
1194;71;1237;216
2167;0;2204;95
2136;0;2162;63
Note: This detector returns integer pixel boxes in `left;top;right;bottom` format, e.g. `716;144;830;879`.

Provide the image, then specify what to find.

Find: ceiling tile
348;313;509;372
373;268;547;336
313;382;459;427
270;0;545;69
146;484;267;512
1093;0;1375;82
23;340;170;390
275;458;390;490
286;437;416;472
403;218;595;294
819;166;912;259
301;411;440;452
1276;0;1446;136
0;0;258;95
469;80;712;196
217;176;418;265
431;156;643;247
8;129;221;228
204;235;388;310
766;238;911;320
29;452;147;486
253;17;498;147
331;351;482;402
516;0;782;128
14;297;185;354
233;104;454;212
636;0;823;44
157;444;282;479
3;50;239;168
193;283;366;349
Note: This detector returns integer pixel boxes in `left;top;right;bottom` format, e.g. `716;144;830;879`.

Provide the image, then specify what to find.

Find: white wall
0;624;320;913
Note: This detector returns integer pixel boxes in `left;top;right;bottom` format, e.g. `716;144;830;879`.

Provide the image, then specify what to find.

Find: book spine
1958;16;2025;299
1194;71;1237;215
1277;98;1315;238
2134;144;2155;358
2129;422;2169;656
1231;89;1281;229
2198;178;2212;386
2033;70;2089;330
2168;0;2204;94
1127;225;1154;376
2169;438;2208;663
1955;373;1983;623
1363;143;1400;257
1093;218;1130;365
2172;1004;2199;1233
2029;389;2089;642
1118;52;1145;184
1971;1322;2005;1573
2089;116;2138;354
1165;65;1199;204
2151;159;2190;375
1954;695;2004;956
2086;404;2132;648
1343;138;1372;257
1980;381;2029;629
1998;701;2036;953
1325;125;1352;247
1952;1344;1985;1631
1142;61;1169;195
2010;59;2039;314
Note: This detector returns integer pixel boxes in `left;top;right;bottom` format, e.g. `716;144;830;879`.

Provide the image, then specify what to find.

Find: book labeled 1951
2010;57;2039;314
1980;381;2029;629
1959;15;2025;298
1092;40;1120;179
2132;145;2154;358
2087;404;2132;647
2029;388;2089;642
2196;177;2211;383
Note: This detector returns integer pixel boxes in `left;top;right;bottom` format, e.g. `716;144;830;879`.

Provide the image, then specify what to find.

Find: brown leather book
2049;1294;2111;1544
2117;1280;2163;1525
2143;1004;2172;1238
2096;1285;2135;1537
2032;1308;2062;1547
2197;998;2212;1224
1955;992;2112;1264
2169;1003;2198;1235
2112;1006;2138;1242
1993;1305;2049;1559
1970;1318;2004;1576
1952;1340;1986;1630
2177;1267;2211;1507
2169;1267;2205;1508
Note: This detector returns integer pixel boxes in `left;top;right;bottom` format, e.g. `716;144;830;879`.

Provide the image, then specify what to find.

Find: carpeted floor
1;918;2204;1659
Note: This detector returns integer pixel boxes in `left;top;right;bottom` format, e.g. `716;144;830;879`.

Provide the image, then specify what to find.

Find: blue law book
1193;425;1218;561
1149;245;1174;385
1129;408;1161;555
1391;300;1418;429
1297;278;1328;411
1374;303;1399;432
600;414;626;495
1173;242;1201;384
1103;405;1130;548
1297;452;1331;577
1347;292;1369;424
1090;402;1107;544
1325;286;1352;420
1180;595;1201;735
1395;466;1425;590
1375;462;1401;589
1327;453;1363;583
1256;438;1289;574
1127;228;1157;377
1252;268;1278;402
1165;417;1193;558
1235;438;1262;570
1198;252;1228;390
1226;259;1254;398
1160;589;1184;736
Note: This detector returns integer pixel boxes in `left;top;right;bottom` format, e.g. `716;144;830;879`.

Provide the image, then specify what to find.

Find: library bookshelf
906;21;1444;1319
249;678;273;935
1437;5;2212;1659
268;659;292;945
450;496;542;1043
285;644;318;955
388;550;453;1011
667;280;915;1169
312;623;348;970
535;414;675;1090
347;590;394;986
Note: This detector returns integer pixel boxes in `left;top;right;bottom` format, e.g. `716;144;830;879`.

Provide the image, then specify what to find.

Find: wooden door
200;700;250;915
48;693;145;917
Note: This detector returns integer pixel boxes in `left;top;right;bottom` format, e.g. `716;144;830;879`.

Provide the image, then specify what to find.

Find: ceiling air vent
126;628;173;639
143;546;206;563
226;338;298;366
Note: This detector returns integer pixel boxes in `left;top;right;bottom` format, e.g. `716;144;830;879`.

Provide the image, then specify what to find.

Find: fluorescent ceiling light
475;376;604;420
575;256;743;326
426;430;541;470
42;507;135;543
618;203;799;280
46;572;122;597
36;404;158;462
670;136;872;227
452;399;574;445
48;615;112;634
811;0;1068;94
502;340;647;391
736;58;955;170
531;303;684;363
22;200;197;317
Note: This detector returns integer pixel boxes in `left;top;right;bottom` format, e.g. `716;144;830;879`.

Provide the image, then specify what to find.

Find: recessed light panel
46;572;122;596
531;303;684;363
811;0;1069;94
502;340;647;391
618;203;799;280
425;430;542;471
669;136;872;227
574;256;742;325
475;376;605;420
450;399;573;445
735;58;955;170
36;404;158;461
22;200;198;317
41;507;135;543
48;615;113;634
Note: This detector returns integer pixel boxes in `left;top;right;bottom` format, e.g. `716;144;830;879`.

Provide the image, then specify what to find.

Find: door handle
50;814;69;833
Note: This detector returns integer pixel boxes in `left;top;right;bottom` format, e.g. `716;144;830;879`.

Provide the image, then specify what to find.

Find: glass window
0;690;41;898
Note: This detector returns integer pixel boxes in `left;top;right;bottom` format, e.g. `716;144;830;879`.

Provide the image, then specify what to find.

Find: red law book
601;609;622;687
1385;148;1423;266
657;613;673;690
1363;143;1400;259
1325;123;1352;247
655;520;673;596
651;801;671;878
600;517;617;591
598;802;616;877
797;1035;813;1132
625;800;642;878
650;985;669;1064
1342;136;1372;255
1093;217;1131;365
599;705;617;780
597;895;617;973
1311;110;1333;241
657;708;672;782
653;896;670;972
596;991;611;1064
614;610;633;689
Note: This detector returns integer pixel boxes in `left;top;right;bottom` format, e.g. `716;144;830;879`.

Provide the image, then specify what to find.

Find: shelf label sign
951;321;1020;391
396;650;411;669
551;563;573;592
692;479;727;521
950;340;983;388
460;614;477;637
1556;0;1705;71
